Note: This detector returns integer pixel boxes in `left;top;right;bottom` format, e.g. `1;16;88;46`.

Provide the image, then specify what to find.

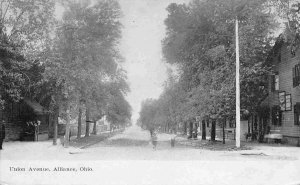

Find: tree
139;99;158;133
0;0;55;103
142;0;279;141
105;78;131;129
61;0;123;138
268;0;300;55
0;0;55;56
44;0;130;145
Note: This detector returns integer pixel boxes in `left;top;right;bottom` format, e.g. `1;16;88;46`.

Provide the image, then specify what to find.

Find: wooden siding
202;118;237;140
2;101;50;141
264;43;300;138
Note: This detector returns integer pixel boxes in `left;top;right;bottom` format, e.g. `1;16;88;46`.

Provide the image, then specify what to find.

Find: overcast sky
119;0;189;123
55;0;190;123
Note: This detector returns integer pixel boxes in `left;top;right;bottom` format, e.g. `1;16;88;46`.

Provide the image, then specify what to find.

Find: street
2;1;300;185
1;126;300;185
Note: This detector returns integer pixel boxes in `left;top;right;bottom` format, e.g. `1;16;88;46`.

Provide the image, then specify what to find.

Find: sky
118;0;190;123
54;0;190;123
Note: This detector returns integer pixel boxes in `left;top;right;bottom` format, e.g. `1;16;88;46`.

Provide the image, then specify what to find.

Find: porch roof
24;98;50;115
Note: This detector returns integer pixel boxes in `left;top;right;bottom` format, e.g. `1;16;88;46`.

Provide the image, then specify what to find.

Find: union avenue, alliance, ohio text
9;166;93;172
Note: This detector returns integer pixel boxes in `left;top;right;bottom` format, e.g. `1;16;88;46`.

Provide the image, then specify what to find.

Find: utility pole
235;17;241;148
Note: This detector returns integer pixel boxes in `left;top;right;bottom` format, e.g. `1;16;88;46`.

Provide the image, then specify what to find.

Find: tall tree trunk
202;120;206;140
166;122;168;133
258;116;263;142
248;115;251;133
184;122;187;135
211;119;216;141
64;101;70;148
48;114;51;139
167;122;169;133
223;117;226;144
189;121;193;138
53;105;59;145
77;106;82;139
85;102;90;137
194;122;198;139
251;115;254;140
92;121;97;135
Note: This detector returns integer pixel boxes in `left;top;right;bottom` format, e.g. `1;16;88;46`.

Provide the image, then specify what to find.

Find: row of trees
0;0;131;146
138;0;299;140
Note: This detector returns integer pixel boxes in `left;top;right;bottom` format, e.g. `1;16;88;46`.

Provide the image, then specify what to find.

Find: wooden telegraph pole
235;17;241;148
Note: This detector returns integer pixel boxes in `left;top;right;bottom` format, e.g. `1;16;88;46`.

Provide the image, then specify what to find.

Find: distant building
199;116;243;141
97;115;111;132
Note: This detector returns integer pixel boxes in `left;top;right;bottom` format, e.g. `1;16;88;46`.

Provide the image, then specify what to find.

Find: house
0;98;51;141
98;115;111;132
199;116;247;141
255;35;300;145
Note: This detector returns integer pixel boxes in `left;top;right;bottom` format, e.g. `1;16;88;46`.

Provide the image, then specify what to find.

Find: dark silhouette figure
151;132;158;150
0;123;5;150
149;128;154;137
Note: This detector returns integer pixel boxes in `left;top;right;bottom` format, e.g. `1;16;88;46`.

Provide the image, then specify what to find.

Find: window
229;117;235;128
271;73;279;91
293;64;300;87
272;105;282;126
294;103;300;125
275;74;279;91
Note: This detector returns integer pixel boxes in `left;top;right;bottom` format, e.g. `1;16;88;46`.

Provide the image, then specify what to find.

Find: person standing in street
0;122;5;150
151;131;158;150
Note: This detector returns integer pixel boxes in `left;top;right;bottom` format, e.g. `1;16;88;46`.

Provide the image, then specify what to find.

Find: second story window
271;73;279;92
294;103;300;125
293;64;300;87
275;74;279;90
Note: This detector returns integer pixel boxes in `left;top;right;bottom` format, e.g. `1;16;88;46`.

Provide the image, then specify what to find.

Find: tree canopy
0;0;55;103
139;0;278;133
1;0;131;143
43;0;131;133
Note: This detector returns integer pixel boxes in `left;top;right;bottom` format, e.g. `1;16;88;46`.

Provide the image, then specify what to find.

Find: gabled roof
23;98;50;115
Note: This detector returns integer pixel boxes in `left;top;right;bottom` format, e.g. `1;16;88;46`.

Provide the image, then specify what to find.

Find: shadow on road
95;137;196;150
101;138;150;146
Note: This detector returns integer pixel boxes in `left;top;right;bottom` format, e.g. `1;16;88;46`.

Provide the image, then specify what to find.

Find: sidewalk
176;137;250;150
70;129;124;149
173;135;300;160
